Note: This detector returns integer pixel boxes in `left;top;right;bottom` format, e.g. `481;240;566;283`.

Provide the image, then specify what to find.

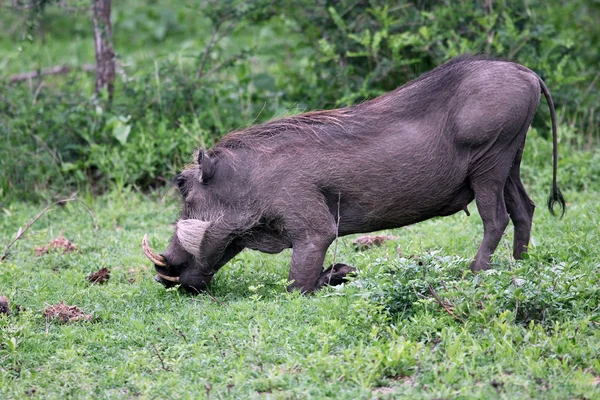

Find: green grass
1;182;598;399
1;2;599;398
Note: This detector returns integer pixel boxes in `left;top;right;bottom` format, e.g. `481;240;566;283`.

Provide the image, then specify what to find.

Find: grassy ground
1;178;599;399
1;3;599;398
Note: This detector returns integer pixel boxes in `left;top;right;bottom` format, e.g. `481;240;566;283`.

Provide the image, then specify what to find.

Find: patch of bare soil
372;386;396;396
35;233;78;256
353;235;398;251
372;376;415;397
43;301;91;323
87;267;110;284
0;296;10;316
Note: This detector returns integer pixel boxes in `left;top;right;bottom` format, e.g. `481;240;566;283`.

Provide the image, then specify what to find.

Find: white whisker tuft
176;219;210;258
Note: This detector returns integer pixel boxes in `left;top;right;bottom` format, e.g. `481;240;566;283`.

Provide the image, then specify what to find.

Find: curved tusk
155;272;180;283
142;234;168;267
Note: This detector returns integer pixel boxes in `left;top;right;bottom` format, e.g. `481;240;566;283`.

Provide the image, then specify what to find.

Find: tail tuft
547;186;566;218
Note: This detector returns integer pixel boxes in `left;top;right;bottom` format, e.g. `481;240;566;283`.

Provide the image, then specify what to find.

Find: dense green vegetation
1;1;599;398
0;0;599;203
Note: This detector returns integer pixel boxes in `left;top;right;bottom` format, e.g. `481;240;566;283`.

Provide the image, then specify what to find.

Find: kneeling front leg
288;238;333;293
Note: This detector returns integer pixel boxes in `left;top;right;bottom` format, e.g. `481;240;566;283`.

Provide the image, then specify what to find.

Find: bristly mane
214;109;354;149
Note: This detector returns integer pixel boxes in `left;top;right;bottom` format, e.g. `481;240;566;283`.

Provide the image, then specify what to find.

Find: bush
279;0;599;137
353;251;600;328
0;60;285;204
0;0;598;204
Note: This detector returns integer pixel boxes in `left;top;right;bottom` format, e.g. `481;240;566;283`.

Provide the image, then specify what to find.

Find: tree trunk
91;0;115;101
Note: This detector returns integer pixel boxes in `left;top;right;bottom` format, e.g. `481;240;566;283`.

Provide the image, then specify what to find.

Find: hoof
317;263;357;288
469;262;490;273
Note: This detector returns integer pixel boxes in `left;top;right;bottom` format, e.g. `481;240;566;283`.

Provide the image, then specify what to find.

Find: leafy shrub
0;59;285;204
353;250;600;328
277;0;599;136
0;0;598;204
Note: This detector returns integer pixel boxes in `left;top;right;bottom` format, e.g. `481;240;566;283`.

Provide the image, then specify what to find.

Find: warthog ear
198;149;215;182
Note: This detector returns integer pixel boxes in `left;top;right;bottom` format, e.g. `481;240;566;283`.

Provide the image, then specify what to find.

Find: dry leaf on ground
43;301;91;323
353;235;398;251
87;267;110;284
35;233;78;256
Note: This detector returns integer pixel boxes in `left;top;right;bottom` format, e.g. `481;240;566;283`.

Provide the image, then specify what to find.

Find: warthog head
143;149;248;293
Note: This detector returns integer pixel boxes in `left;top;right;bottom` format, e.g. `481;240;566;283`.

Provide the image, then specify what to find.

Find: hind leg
470;175;511;272
504;149;536;259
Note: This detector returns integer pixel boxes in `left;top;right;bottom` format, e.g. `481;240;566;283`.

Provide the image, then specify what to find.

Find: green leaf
105;116;132;145
113;123;132;146
372;31;384;56
328;6;346;32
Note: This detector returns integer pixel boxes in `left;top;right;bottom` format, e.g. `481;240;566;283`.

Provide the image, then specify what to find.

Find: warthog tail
539;76;566;218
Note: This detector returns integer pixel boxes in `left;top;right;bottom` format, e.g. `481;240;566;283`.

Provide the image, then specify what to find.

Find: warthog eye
175;174;189;197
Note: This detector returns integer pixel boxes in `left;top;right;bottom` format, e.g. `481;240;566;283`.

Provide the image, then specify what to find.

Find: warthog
143;55;564;293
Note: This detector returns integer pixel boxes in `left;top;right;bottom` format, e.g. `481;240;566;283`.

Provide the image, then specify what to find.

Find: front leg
288;238;333;293
282;192;338;293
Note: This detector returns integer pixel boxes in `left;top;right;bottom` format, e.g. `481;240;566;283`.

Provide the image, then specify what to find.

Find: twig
412;285;427;299
203;48;253;78
33;134;60;165
196;17;225;79
505;240;519;319
73;198;99;232
6;64;96;84
508;36;529;59
428;284;464;323
441;280;449;292
202;288;225;306
1;197;77;262
151;344;169;371
327;192;342;284
176;328;188;343
1;196;98;262
32;81;45;105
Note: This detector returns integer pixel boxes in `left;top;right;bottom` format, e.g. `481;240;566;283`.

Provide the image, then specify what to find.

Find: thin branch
6;64;96;84
204;291;225;306
176;328;188;343
151;344;169;371
203;48;251;79
508;36;529;59
1;197;75;262
72;198;99;232
196;17;225;79
32;134;60;166
0;196;97;262
428;284;465;323
327;192;342;284
505;240;520;319
32;81;45;105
